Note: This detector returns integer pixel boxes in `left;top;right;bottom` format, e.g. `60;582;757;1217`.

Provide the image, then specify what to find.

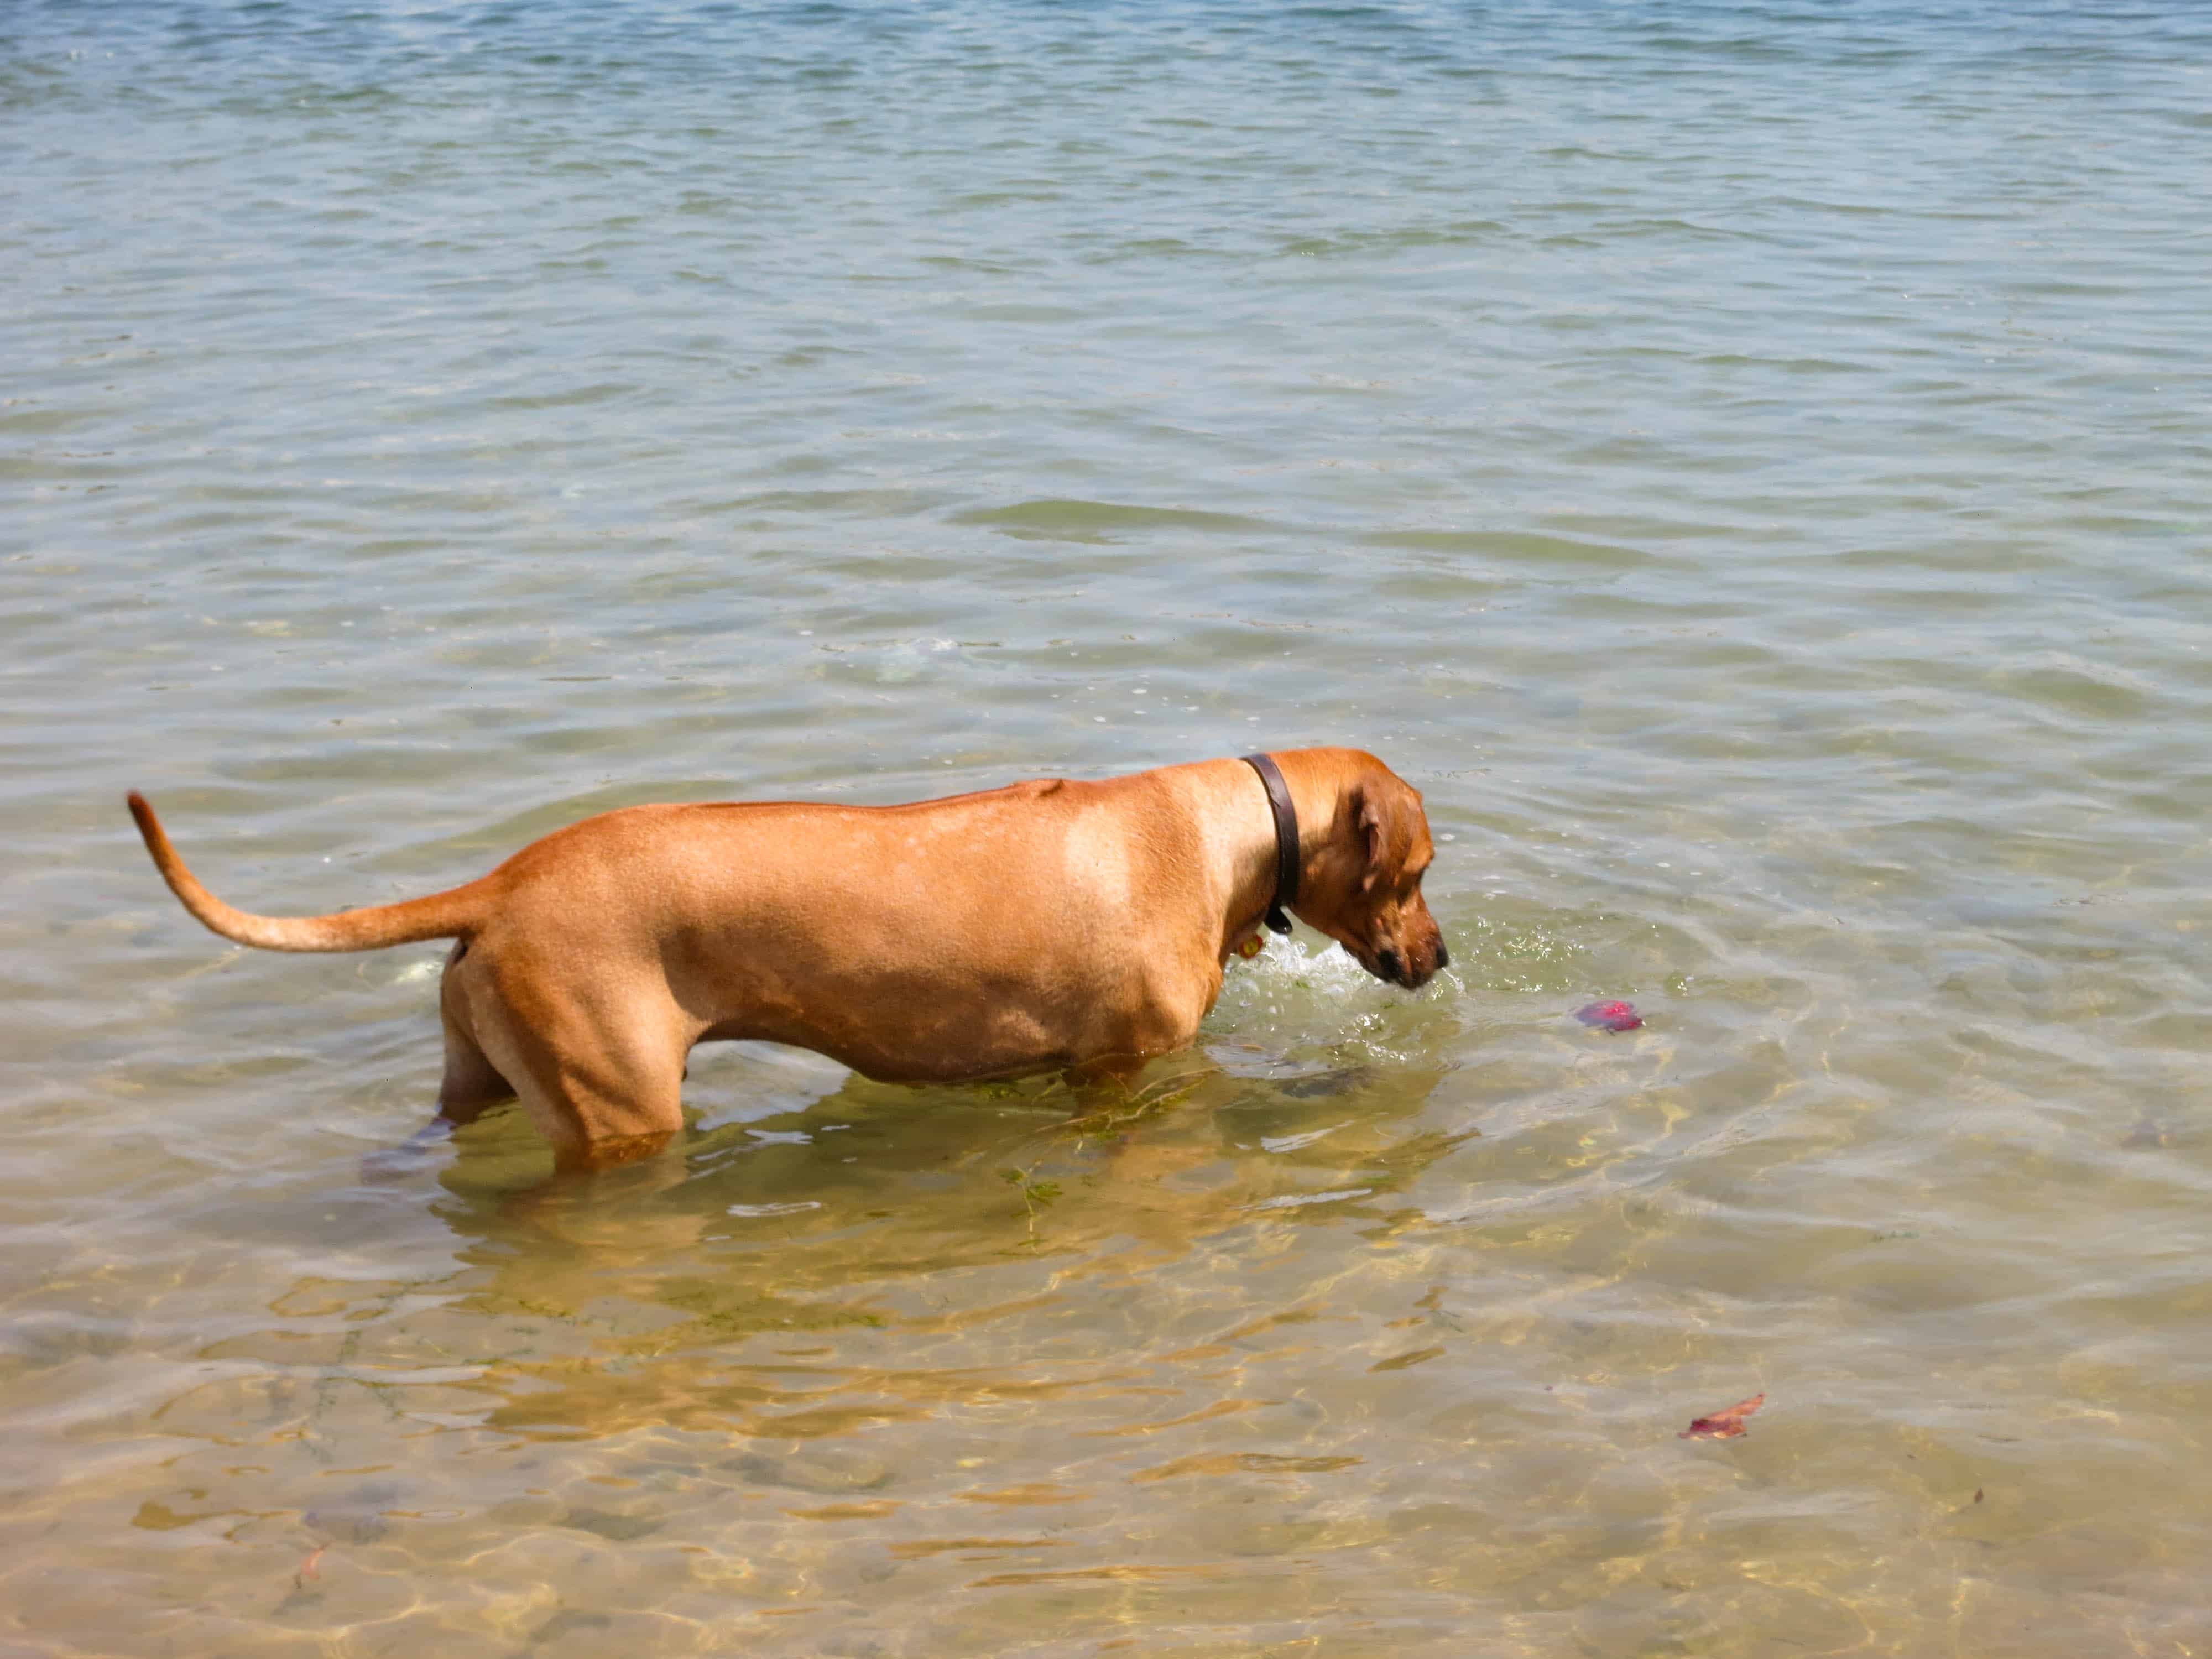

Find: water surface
5;2;2211;1652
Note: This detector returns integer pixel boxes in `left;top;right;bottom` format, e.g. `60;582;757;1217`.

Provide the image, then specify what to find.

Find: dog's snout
1434;940;1449;971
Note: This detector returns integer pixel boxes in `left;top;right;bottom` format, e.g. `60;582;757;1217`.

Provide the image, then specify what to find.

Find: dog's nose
1434;940;1450;971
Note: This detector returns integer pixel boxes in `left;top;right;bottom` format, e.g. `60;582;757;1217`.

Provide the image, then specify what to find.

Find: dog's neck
1240;754;1301;935
1222;753;1331;945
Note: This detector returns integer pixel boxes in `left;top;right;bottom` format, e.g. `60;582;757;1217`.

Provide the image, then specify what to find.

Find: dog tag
1237;933;1265;959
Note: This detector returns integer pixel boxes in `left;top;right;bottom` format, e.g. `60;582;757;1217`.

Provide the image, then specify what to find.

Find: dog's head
1290;752;1449;990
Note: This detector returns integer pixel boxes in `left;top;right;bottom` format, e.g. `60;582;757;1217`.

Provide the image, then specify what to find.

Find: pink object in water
1575;1000;1642;1032
1680;1392;1764;1441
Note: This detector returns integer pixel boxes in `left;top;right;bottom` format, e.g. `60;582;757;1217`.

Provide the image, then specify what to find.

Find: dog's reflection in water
378;1051;1463;1441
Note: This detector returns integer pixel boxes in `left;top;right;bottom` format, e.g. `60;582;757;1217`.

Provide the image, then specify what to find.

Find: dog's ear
1355;784;1400;893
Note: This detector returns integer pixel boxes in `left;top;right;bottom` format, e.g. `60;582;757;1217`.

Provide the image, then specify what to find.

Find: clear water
6;3;2211;1652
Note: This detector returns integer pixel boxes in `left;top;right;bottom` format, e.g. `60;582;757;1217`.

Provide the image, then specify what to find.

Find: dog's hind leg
436;946;513;1125
362;944;515;1181
371;1022;505;1175
504;1042;687;1173
463;983;690;1174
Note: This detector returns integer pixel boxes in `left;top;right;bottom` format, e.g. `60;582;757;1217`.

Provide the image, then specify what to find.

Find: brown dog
128;748;1446;1168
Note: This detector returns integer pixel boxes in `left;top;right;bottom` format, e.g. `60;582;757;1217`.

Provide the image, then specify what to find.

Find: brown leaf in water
782;1500;902;1521
1129;1452;1361;1483
1369;1345;1445;1373
1679;1392;1765;1440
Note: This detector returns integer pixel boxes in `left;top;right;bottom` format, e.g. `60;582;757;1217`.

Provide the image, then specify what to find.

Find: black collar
1241;753;1300;936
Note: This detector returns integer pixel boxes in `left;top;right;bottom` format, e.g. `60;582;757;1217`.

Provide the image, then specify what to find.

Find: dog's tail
127;791;490;953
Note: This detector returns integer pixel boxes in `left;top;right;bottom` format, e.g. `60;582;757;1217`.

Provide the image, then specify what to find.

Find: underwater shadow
408;1046;1472;1443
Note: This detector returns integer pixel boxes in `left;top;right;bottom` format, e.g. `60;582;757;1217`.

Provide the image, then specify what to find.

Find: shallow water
6;2;2212;1652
